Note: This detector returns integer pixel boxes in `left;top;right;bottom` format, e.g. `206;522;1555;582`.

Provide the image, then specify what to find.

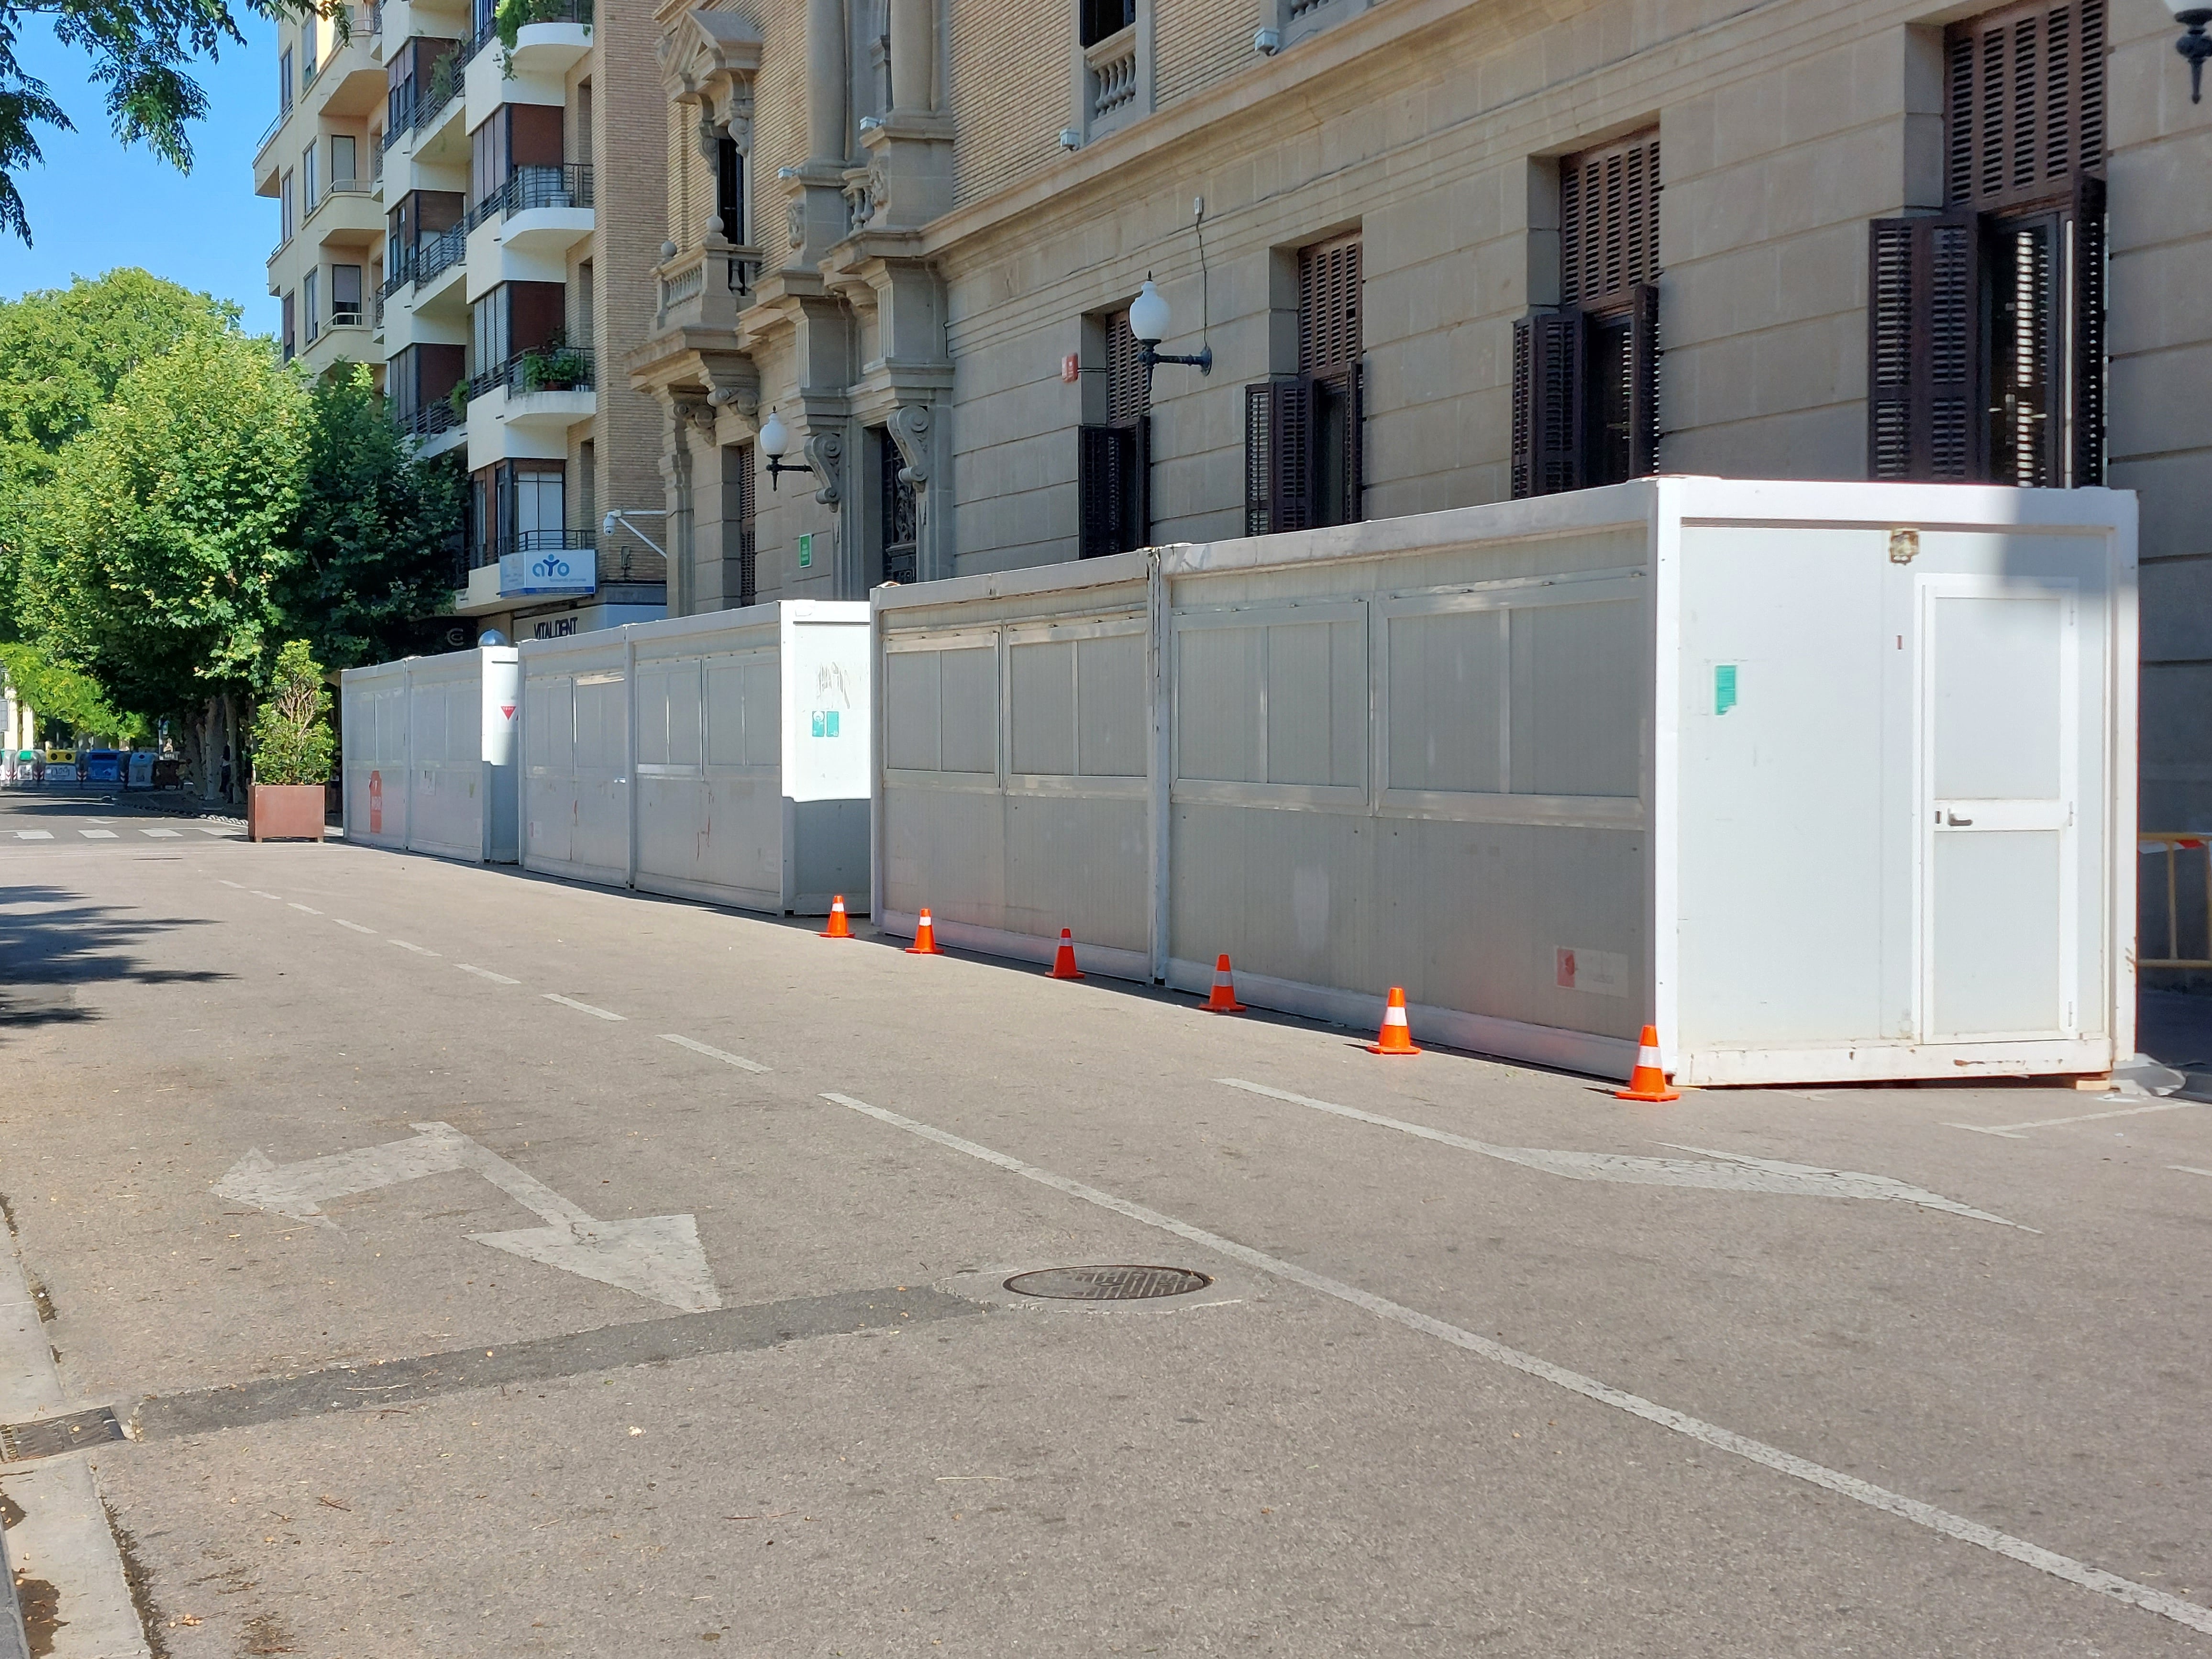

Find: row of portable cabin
341;477;2138;1087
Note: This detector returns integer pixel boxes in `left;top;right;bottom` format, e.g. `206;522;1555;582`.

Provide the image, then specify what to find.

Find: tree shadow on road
0;885;230;1037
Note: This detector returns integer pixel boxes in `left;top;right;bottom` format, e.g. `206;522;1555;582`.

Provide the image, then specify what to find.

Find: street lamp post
1128;277;1211;400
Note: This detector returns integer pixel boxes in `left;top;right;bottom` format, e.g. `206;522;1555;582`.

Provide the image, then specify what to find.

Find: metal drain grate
0;1407;125;1462
1003;1265;1213;1301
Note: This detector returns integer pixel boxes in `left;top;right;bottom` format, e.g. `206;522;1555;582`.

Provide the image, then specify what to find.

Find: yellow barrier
2140;835;2212;969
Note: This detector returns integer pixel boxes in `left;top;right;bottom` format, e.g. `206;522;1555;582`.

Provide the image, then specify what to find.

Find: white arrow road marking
1218;1079;2030;1230
212;1122;718;1312
823;1090;2212;1638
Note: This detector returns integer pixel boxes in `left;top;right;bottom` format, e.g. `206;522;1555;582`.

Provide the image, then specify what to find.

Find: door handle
1946;811;1974;827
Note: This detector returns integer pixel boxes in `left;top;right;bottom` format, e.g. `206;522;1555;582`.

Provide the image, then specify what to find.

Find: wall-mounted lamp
1128;277;1212;398
758;408;815;492
2169;0;2212;101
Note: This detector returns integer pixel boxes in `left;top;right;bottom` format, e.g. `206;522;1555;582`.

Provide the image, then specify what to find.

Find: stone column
806;0;847;164
889;0;933;114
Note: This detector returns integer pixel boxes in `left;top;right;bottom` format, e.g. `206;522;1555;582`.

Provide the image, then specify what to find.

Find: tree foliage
246;637;331;783
280;363;463;671
0;0;321;244
0;639;144;742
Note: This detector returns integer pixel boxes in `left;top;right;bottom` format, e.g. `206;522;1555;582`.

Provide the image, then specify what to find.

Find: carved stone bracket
885;403;930;488
804;430;844;509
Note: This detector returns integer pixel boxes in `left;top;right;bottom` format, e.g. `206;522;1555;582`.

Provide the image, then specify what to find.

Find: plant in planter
446;380;470;421
247;640;336;842
523;343;589;392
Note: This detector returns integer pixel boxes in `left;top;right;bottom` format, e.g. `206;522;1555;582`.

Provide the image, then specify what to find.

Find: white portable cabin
872;477;2136;1087
339;647;520;863
517;601;872;914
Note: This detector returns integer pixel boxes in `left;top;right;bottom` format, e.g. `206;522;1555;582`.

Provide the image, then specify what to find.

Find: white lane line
456;964;521;985
288;903;322;915
217;879;245;888
544;993;624;1021
821;1089;2212;1637
248;889;282;900
387;940;441;957
1219;1079;2027;1229
1947;1100;2206;1139
333;919;376;935
659;1033;769;1074
14;830;53;840
141;828;182;839
79;829;118;840
2170;1166;2212;1180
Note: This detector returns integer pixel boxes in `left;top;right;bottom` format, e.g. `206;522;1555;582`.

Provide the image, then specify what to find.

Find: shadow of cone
1048;928;1084;980
1367;986;1421;1055
820;896;852;939
1615;1025;1680;1101
1205;954;1245;1013
906;908;943;956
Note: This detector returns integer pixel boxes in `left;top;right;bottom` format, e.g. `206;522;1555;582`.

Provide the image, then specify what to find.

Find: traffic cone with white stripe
1048;928;1084;981
1203;954;1245;1014
1366;986;1420;1056
905;908;943;955
819;896;852;939
1614;1025;1679;1101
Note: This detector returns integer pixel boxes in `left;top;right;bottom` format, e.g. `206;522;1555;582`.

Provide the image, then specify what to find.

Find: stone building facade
613;0;2202;831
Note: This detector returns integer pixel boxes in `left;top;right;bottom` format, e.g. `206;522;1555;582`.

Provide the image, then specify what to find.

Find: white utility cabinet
518;601;872;914
873;477;2136;1086
340;647;520;863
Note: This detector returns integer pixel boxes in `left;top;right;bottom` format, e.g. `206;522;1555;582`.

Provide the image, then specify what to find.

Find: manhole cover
1003;1265;1213;1301
0;1407;125;1462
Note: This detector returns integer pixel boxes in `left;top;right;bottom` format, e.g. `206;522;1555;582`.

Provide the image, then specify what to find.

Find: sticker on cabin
1714;663;1738;716
811;710;841;739
1556;946;1628;997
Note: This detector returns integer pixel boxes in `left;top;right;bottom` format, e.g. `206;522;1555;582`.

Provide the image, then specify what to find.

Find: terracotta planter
248;783;327;842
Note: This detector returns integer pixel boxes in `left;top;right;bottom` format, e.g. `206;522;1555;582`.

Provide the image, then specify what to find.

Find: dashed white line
217;879;245;888
141;828;182;839
14;830;52;841
821;1089;2212;1638
1947;1100;2205;1138
456;964;520;985
388;940;440;956
544;993;624;1021
333;919;376;934
288;903;322;915
2170;1166;2212;1180
80;829;117;840
249;890;282;900
659;1033;769;1074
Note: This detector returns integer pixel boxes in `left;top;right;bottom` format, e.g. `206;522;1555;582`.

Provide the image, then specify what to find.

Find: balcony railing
469;0;593;61
464;164;594;231
466;346;597;402
257;109;286;157
378;248;416;300
395;398;464;442
653;245;759;332
413;223;466;290
1085;26;1139;123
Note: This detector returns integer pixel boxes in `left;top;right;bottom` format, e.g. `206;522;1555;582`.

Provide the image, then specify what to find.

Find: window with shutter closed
734;442;757;606
1944;0;2105;216
1078;309;1150;557
1242;233;1361;536
1513;131;1660;498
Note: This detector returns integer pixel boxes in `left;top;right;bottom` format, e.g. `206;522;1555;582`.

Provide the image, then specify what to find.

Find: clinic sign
499;549;596;599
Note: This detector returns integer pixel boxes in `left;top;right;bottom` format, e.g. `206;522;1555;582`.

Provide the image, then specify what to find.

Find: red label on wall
368;769;383;834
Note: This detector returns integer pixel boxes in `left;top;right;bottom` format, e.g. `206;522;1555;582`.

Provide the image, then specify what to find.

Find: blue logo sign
811;710;841;739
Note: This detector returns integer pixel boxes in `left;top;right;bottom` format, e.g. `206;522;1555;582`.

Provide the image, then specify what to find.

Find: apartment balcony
464;164;592;251
451;530;597;615
507;4;592;77
297;317;376;374
374;0;466;66
305;179;384;251
463;348;596;460
394;396;469;460
652;243;760;336
410;223;469;315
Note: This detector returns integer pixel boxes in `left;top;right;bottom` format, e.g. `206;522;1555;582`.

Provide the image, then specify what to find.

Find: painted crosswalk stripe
80;829;118;839
823;1089;2212;1639
196;827;230;836
333;919;375;934
455;964;520;985
660;1033;769;1074
140;828;183;839
288;903;321;915
544;993;624;1021
14;830;52;840
388;940;440;956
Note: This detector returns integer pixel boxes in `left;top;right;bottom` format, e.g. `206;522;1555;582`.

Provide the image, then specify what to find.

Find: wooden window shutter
1105;312;1146;427
1866;210;1986;481
1510;310;1585;498
1627;283;1660;477
1297;236;1361;375
1945;0;2105;214
736;441;757;606
1271;377;1317;533
1078;424;1128;558
2068;170;2105;487
1560;131;1660;311
1244;382;1274;536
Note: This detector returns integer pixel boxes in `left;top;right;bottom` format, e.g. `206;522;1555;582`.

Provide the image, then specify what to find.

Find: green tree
246;637;331;783
15;329;307;793
279;363;463;670
0;640;145;743
0;0;321;244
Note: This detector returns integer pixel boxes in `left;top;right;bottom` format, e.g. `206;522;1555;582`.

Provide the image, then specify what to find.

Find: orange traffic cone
1615;1025;1680;1101
819;895;852;939
1204;954;1245;1013
1366;986;1421;1055
905;908;943;956
1048;928;1084;980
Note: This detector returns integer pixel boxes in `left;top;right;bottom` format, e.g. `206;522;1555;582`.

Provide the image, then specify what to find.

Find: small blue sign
811;710;841;738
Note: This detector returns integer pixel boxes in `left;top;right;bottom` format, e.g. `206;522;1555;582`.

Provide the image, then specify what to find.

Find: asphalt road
2;786;2210;1658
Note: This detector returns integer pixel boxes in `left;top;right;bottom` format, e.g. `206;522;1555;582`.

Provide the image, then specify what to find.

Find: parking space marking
822;1088;2212;1637
79;830;117;840
388;940;440;956
1947;1101;2206;1139
288;903;321;914
456;964;520;985
660;1033;769;1074
14;830;52;840
332;919;375;934
1218;1079;2026;1228
140;829;182;839
544;993;624;1021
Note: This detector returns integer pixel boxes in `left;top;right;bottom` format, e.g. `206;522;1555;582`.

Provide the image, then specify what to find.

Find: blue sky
0;12;281;332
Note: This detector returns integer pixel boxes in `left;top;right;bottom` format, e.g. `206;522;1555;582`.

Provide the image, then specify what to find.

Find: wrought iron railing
464;164;593;231
466;347;596;402
395;398;464;441
412;223;466;289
